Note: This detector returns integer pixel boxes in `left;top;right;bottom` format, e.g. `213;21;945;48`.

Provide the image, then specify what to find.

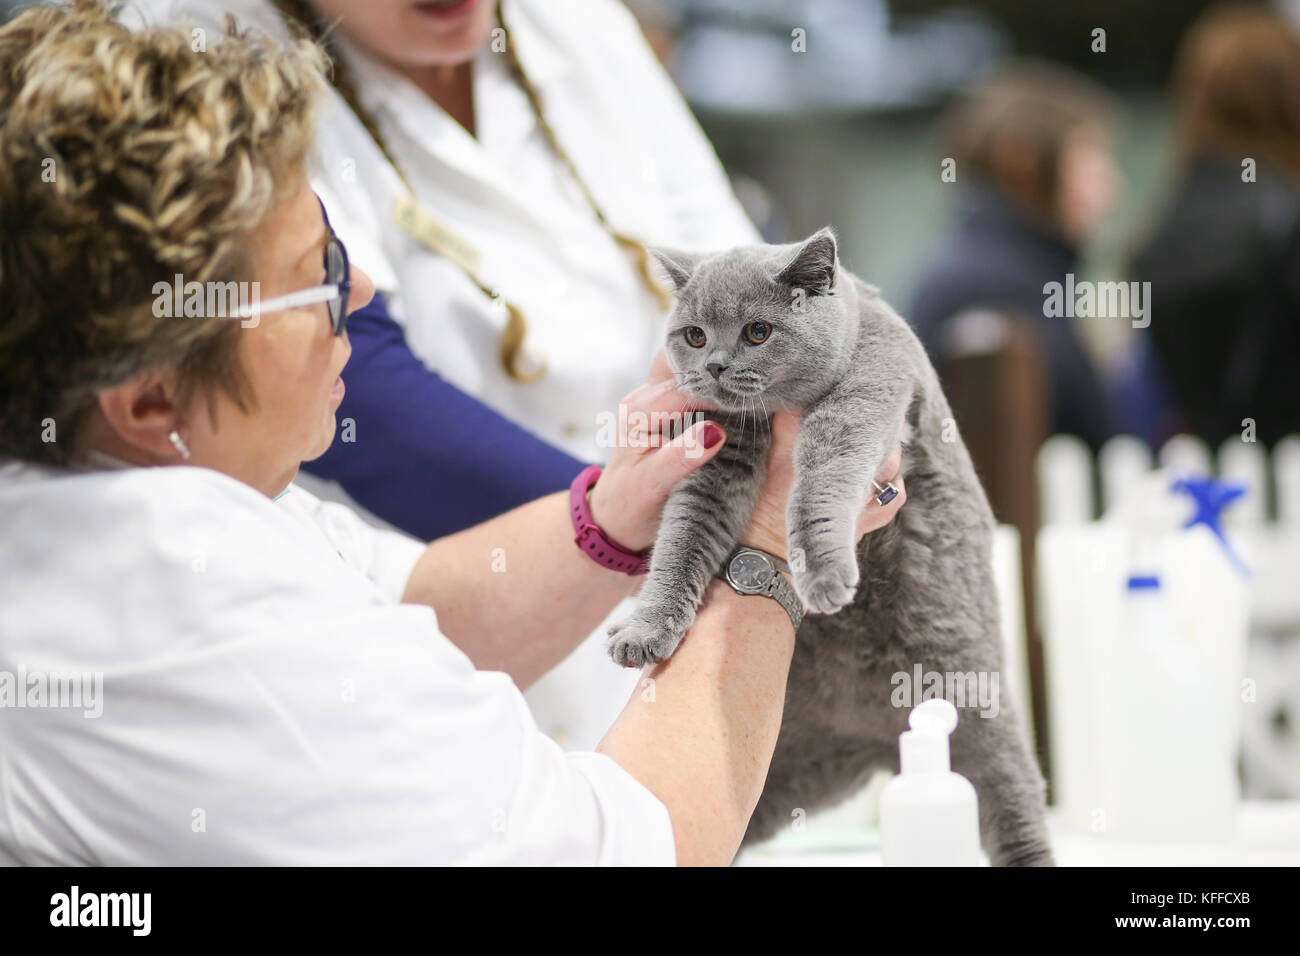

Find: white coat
0;458;675;865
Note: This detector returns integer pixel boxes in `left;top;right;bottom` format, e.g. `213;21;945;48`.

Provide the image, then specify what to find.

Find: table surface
734;800;1300;866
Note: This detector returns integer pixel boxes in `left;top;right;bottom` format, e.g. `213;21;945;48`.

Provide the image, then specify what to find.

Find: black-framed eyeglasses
231;198;351;335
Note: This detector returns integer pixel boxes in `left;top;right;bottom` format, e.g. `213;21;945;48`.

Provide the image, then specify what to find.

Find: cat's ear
649;247;701;291
775;227;838;295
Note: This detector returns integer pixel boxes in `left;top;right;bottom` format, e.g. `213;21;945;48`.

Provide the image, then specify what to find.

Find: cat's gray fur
607;228;1054;866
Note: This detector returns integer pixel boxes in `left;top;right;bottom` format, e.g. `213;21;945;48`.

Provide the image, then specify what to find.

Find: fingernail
702;422;723;449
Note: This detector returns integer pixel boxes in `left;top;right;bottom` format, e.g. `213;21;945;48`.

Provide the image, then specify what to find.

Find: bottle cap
1126;574;1161;591
899;699;959;774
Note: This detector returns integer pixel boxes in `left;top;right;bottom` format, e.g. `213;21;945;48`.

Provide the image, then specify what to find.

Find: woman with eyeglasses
122;0;767;752
0;2;903;866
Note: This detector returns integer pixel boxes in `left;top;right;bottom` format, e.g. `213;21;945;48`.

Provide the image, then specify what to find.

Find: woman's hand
588;352;906;564
739;412;906;560
588;354;725;553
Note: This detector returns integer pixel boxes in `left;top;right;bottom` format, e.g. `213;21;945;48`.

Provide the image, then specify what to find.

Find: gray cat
606;228;1054;866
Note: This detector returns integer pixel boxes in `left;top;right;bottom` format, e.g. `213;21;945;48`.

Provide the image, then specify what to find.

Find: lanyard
391;193;544;383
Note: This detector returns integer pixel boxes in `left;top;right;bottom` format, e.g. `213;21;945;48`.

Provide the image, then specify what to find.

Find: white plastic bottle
880;699;982;866
1103;571;1234;841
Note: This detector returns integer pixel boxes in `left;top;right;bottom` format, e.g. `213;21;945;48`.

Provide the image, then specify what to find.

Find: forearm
596;579;796;866
402;491;640;687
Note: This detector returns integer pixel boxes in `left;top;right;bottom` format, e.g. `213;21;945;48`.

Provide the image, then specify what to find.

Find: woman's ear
649;247;702;291
95;372;184;461
775;227;837;294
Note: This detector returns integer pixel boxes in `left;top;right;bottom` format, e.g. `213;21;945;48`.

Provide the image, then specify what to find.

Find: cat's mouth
716;382;765;399
673;370;770;411
692;381;768;411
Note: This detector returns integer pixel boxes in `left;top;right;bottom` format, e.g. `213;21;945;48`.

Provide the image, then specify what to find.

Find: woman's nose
348;264;376;315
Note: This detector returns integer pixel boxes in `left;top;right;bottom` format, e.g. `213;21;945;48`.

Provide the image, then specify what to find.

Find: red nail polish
702;422;723;449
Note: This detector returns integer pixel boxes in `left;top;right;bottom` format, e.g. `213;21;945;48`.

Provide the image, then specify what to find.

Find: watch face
729;551;774;592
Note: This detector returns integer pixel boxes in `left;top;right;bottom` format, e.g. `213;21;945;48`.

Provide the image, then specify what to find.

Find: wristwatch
718;546;804;631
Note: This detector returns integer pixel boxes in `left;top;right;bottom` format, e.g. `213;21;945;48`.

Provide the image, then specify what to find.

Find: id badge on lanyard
393;194;483;276
393;193;547;383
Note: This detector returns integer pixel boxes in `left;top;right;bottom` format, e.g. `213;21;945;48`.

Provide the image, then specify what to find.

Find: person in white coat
0;2;904;865
122;0;764;752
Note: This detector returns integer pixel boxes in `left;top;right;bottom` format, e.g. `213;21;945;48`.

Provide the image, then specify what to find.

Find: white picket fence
1037;433;1300;628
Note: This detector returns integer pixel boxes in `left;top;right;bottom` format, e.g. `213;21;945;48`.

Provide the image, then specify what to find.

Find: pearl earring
169;430;191;460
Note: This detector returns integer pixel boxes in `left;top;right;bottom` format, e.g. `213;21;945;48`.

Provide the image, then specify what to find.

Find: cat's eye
684;326;707;348
743;321;771;345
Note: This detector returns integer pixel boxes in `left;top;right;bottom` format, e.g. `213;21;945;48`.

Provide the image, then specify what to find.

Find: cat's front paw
792;549;860;615
606;614;687;668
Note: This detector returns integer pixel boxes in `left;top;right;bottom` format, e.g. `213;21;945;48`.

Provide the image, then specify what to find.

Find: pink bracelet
569;464;651;575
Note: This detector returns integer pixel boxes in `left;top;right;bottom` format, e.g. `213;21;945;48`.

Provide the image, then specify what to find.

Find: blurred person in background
1131;2;1300;449
909;63;1121;451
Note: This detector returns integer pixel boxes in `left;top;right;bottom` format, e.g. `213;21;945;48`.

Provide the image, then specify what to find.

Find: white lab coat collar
66;450;298;501
336;31;471;164
332;1;587;243
71;449;135;472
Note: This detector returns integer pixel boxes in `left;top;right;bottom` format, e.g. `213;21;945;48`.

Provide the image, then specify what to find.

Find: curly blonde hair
0;0;327;464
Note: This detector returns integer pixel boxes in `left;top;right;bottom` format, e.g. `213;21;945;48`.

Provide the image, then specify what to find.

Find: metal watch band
762;571;805;632
719;546;804;631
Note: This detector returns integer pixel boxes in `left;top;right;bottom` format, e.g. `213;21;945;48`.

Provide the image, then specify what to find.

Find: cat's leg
949;696;1056;866
606;425;769;668
786;392;905;615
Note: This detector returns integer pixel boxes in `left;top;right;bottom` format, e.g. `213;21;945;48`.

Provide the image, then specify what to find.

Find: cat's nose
707;362;728;380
